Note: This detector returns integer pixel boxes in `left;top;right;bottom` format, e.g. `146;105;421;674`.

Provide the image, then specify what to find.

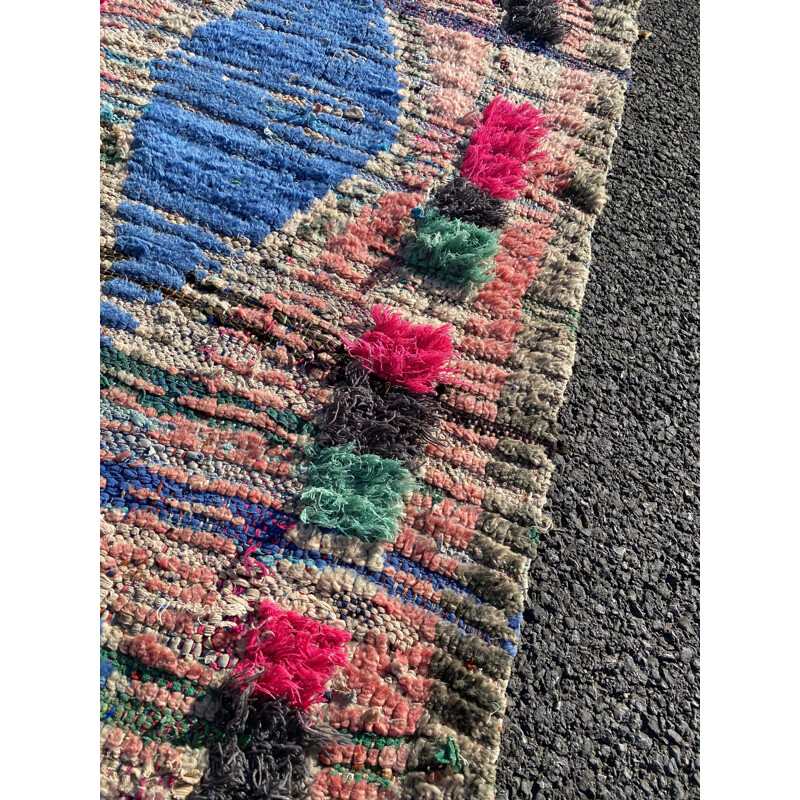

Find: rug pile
99;2;641;798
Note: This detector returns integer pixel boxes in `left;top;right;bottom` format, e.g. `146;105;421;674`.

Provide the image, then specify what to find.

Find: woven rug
99;2;641;798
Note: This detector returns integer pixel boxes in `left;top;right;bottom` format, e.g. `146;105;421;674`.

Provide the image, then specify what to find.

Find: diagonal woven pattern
99;1;642;798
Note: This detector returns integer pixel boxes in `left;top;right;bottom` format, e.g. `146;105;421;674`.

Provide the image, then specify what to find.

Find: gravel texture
495;1;700;799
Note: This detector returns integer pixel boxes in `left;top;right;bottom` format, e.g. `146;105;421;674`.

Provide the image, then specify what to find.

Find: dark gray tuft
431;177;510;230
317;362;442;467
507;0;566;46
195;677;345;800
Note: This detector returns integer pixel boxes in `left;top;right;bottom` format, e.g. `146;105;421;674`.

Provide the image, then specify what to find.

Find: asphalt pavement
496;1;700;797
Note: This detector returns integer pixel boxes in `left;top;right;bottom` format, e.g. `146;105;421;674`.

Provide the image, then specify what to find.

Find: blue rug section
113;0;402;297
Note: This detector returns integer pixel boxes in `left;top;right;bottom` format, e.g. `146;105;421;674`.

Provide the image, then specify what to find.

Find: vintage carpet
99;1;642;798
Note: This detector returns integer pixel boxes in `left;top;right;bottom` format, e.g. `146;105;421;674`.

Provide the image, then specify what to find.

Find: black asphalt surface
496;1;700;798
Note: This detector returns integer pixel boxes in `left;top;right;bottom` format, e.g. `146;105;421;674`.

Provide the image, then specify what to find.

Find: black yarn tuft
194;677;345;800
431;177;510;230
317;362;442;467
507;0;567;46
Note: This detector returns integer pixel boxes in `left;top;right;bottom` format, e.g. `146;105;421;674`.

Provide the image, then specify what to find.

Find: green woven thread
434;736;468;773
341;730;408;749
330;764;398;790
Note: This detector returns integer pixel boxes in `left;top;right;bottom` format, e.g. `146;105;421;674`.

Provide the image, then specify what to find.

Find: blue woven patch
100;301;140;332
100;658;114;689
114;0;401;298
102;277;163;305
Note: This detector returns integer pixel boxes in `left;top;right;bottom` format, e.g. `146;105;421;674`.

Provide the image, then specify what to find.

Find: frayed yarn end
233;601;351;712
460;96;549;201
341;305;455;394
299;442;415;542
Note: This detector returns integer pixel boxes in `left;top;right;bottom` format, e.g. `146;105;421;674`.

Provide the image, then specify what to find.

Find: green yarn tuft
404;209;499;287
299;443;415;542
434;735;468;773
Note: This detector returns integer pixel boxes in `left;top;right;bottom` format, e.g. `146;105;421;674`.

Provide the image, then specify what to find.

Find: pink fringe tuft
342;306;455;394
460;96;549;200
233;601;351;712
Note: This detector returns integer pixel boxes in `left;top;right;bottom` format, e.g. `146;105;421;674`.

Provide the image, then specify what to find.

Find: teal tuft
299;443;415;542
403;209;499;287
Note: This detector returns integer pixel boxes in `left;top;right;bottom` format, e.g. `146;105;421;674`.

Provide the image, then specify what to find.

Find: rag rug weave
99;1;642;798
